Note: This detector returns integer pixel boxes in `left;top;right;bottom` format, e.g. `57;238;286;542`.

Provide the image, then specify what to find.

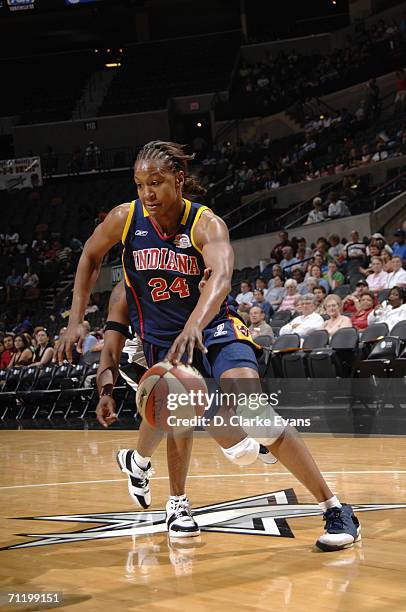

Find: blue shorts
142;339;258;383
142;314;260;382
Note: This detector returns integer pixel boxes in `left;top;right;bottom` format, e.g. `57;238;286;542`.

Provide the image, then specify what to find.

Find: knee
221;436;260;466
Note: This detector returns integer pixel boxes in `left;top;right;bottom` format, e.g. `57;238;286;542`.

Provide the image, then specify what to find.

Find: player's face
134;163;183;217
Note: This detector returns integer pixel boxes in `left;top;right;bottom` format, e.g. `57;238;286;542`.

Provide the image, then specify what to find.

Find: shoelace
171;499;191;520
137;467;154;487
324;507;344;531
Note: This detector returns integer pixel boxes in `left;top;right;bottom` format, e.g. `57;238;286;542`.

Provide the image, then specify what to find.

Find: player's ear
176;171;185;189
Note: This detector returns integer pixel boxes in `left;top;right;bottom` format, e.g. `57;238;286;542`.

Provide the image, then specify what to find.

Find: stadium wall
13;110;170;158
243;153;406;212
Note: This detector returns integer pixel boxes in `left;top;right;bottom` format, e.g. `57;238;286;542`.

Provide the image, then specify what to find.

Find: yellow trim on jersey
121;250;131;287
180;198;191;225
227;314;262;352
121;201;135;245
190;205;211;254
142;203;150;217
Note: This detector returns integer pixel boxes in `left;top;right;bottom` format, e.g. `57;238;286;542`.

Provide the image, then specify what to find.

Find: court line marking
1;470;406;490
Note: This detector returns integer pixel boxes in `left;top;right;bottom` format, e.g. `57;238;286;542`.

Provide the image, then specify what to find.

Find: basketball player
58;141;360;551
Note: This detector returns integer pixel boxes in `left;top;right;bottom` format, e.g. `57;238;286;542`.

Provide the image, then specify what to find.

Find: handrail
275;177;342;224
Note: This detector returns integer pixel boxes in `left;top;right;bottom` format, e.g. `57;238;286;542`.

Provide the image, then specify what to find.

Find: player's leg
117;418;164;509
214;343;360;552
144;342;198;536
166;429;200;537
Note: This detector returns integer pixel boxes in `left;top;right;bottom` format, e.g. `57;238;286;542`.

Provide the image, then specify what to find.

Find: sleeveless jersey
121;198;230;347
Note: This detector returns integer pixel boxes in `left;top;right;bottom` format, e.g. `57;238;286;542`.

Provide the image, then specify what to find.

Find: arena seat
333;285;351;298
282;330;330;379
359;323;389;359
264;333;301;379
308;327;359;378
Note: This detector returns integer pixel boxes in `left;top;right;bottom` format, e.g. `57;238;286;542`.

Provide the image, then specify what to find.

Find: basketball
136;361;208;431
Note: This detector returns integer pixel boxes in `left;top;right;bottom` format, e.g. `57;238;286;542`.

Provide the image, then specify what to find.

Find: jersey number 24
148;276;190;302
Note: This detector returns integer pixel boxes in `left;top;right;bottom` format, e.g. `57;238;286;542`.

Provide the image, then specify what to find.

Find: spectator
0;334;15;369
278;279;301;313
22;270;39;288
5;268;23;303
254;277;267;292
266;264;284;287
236;280;254;313
328;233;344;262
313;285;327;314
81;321;98;354
327;191;350;219
386;256;406;288
7;334;34;368
381;249;393;272
297;237;312;259
342;279;369;314
85;141;101;171
265;275;285;308
270;231;291;263
252;289;273;321
323;261;345;291
280;246;299;272
343;230;367;263
366;257;389;291
32;329;54;367
248;306;274;339
350;292;375;331
392;229;406;263
395;69;406;109
322;294;352;338
279;294;324;339
291;269;306;294
367;286;406;331
305;197;326;225
52;327;67;360
311;252;328;273
308;264;330;293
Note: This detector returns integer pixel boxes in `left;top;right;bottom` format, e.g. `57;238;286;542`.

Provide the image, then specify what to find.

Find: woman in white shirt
367;287;406;332
322;294;352;338
385;256;406;288
366;257;389;292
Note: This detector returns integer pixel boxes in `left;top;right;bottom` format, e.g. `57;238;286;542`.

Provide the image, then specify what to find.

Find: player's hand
166;324;207;365
96;396;118;428
55;323;84;365
198;267;212;293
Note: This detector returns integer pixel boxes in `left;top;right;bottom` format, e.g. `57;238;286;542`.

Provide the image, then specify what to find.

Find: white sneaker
116;449;153;509
259;444;278;465
166;496;200;538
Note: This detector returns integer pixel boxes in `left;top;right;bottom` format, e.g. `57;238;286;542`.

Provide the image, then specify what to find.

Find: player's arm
57;203;130;364
167;212;234;364
96;281;130;428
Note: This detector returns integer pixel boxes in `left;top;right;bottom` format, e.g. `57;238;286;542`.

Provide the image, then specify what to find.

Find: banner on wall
0;156;43;190
112;265;123;286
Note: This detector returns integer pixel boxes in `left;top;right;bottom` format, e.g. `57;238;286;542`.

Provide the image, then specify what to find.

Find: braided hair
135;141;206;198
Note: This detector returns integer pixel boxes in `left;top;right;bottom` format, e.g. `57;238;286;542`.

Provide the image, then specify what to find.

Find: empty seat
282;330;329;379
253;335;274;378
360;323;389;358
270;310;292;323
308;327;359;378
391;320;406;341
333;285;351;298
264;333;300;378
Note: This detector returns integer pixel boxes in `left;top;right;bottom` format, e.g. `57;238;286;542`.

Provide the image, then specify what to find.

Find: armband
105;321;131;338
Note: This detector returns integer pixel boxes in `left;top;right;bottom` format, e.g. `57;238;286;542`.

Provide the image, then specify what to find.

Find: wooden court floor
1;431;406;611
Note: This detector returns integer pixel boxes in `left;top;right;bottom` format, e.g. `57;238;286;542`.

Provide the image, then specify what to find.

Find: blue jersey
122;198;232;348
